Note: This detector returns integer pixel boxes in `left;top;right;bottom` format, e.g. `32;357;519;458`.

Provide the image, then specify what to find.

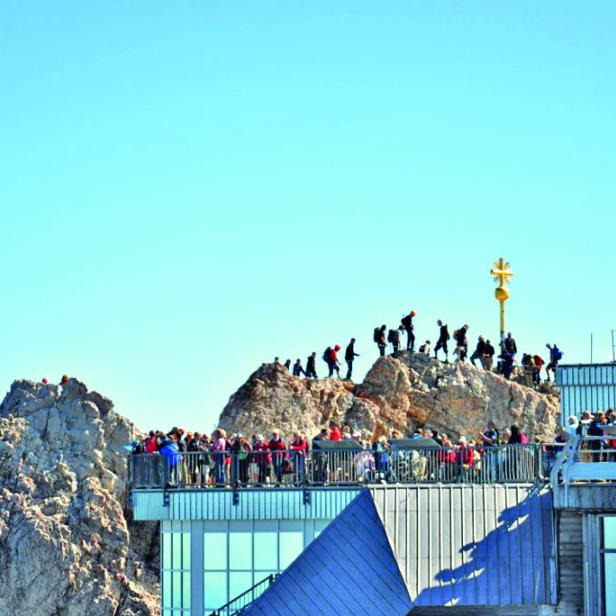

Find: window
161;522;191;615
602;516;616;616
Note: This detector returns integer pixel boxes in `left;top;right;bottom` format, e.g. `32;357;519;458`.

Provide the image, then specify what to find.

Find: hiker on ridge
401;310;416;352
345;338;359;380
374;325;387;357
434;320;450;362
305;352;318;379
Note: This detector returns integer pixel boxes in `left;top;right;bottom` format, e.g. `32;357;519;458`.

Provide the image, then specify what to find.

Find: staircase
209;574;279;616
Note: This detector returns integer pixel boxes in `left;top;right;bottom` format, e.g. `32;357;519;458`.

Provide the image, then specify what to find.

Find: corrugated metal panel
132;488;361;521
244;491;411;616
557;364;616;425
369;485;557;608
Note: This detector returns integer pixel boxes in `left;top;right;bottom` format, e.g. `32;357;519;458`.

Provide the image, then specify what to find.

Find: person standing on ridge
453;325;469;363
504;332;517;356
345;338;359;380
470;336;487;368
483;339;495;371
306;352;318;379
546;344;563;381
292;359;305;377
328;345;341;378
434;320;450;362
374;324;387;357
401;310;417;352
388;327;401;355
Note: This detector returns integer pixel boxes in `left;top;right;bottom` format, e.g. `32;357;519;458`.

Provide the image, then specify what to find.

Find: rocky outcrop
0;379;159;615
219;352;560;442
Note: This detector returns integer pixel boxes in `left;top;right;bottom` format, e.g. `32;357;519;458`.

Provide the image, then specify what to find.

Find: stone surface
0;378;159;616
219;352;561;442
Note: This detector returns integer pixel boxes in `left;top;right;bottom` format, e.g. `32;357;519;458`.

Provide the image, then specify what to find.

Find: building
129;367;616;615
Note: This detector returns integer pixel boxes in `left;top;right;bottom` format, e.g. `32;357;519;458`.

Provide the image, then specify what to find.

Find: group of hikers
130;413;616;488
273;309;563;386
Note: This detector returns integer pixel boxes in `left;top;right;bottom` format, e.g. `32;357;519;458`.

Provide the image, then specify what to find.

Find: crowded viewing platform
128;411;616;490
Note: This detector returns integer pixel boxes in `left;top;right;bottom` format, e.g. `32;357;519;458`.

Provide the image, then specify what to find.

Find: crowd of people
271;309;563;387
130;414;616;488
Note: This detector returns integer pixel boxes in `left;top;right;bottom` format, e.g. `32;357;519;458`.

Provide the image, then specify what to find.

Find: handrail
209;573;278;616
128;444;553;490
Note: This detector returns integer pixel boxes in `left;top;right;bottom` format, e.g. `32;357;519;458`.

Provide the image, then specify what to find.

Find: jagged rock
0;378;159;615
219;352;561;442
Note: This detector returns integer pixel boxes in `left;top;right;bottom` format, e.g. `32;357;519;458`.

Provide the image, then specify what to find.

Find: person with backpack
328;345;341;378
292;359;305;377
387;327;401;354
401;310;416;351
532;355;545;385
419;340;431;355
434;320;450;362
374;325;387;356
306;352;318;379
345;338;359;380
546;344;563;381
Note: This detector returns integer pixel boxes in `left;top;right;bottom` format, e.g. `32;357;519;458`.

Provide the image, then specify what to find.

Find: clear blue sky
1;2;615;434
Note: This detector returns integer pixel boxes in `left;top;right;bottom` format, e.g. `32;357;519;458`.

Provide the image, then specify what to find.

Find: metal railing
209;573;278;616
128;444;554;490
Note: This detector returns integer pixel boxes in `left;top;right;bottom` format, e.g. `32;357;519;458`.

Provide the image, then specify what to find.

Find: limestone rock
219;353;560;442
0;378;159;615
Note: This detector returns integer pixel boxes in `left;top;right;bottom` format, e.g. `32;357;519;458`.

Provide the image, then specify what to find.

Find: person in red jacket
456;436;474;481
144;431;159;454
328;345;341;378
289;431;308;482
251;435;271;484
329;422;341;441
268;430;287;485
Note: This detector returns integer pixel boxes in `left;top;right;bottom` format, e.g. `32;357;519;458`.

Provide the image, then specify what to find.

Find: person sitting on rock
419;340;431;355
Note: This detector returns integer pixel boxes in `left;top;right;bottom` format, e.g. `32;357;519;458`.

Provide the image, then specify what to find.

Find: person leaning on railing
289;432;308;484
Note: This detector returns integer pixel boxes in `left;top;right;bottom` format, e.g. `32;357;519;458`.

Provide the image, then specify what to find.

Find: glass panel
182;534;191;569
605;553;616;614
172;534;182;569
172;571;182;608
163;533;172;569
182;572;191;608
162;571;172;608
204;571;227;610
604;516;616;549
204;532;227;570
254;532;277;570
229;571;253;601
230;532;253;570
279;531;303;570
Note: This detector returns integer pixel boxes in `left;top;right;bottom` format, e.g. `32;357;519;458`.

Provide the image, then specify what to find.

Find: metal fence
128;444;554;490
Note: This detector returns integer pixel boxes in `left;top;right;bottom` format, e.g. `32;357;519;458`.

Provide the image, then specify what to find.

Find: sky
1;2;615;434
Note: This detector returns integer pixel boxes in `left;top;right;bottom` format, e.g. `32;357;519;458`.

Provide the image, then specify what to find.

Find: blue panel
244;490;411;616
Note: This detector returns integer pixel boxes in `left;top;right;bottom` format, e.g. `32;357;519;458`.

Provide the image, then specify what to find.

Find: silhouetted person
503;332;517;355
483;340;495;371
453;325;469;363
306;352;318;379
388;327;401;354
284;359;291;371
419;340;431;355
470;336;486;367
434;320;450;362
546;343;562;381
374;324;387;357
401;310;416;351
345;338;359;380
292;359;305;377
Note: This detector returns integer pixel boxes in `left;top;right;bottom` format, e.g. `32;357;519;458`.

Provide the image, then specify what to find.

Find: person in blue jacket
160;436;181;485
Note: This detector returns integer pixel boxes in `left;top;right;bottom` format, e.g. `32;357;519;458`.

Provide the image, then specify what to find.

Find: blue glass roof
244;490;411;616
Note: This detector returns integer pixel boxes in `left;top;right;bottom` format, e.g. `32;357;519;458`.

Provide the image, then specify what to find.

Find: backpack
387;329;395;343
554;349;563;361
401;315;412;329
373;328;380;343
322;347;332;362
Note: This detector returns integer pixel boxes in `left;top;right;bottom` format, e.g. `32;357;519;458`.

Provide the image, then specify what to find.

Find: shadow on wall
411;489;557;609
